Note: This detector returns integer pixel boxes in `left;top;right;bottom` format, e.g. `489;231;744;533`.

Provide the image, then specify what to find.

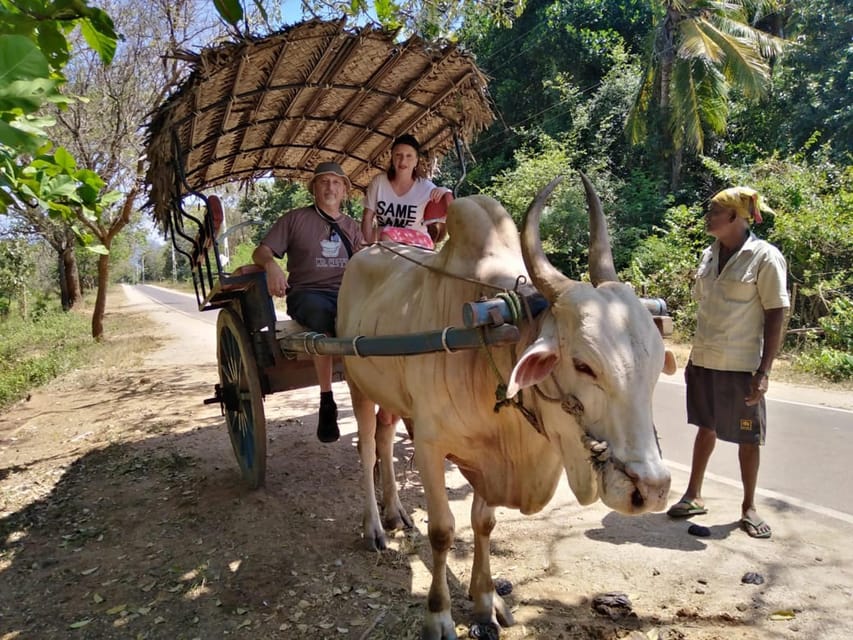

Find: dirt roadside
1;285;851;640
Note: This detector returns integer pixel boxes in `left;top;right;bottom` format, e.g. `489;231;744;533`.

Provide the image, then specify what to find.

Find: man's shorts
286;289;338;336
685;362;766;445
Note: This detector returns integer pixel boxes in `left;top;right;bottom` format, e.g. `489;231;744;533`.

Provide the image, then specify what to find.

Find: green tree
0;0;118;225
486;135;615;279
210;0;528;38
625;0;785;191
458;0;653;186
724;0;851;164
46;0;220;337
236;180;312;245
0;238;34;316
8;208;84;308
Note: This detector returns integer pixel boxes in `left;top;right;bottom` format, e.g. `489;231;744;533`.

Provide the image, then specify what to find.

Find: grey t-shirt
260;206;363;293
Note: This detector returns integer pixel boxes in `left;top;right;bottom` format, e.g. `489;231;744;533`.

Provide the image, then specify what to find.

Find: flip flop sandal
666;499;708;518
741;517;772;539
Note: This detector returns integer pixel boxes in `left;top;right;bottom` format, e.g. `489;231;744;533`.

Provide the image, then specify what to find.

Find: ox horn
580;172;619;284
521;175;571;303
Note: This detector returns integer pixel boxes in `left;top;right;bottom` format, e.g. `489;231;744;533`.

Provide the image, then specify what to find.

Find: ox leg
470;493;514;630
350;385;387;550
416;444;458;640
375;414;413;531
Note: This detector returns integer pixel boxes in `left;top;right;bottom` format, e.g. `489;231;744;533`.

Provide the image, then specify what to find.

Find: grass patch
0;289;159;410
0;308;94;408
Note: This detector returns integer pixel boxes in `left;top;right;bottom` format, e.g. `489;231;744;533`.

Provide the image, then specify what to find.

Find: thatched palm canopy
144;19;495;230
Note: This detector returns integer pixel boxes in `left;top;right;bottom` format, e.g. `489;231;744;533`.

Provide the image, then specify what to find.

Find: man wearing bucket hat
252;162;364;443
667;186;789;540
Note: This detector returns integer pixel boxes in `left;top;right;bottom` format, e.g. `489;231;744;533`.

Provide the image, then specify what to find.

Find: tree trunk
58;250;70;311
62;245;83;309
92;251;111;339
89;182;138;339
670;145;683;193
661;6;677;192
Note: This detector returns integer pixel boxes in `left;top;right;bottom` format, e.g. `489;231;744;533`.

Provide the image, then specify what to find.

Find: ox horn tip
578;171;597;196
535;175;565;205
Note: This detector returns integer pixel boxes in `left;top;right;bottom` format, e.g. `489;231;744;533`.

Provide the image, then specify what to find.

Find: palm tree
626;0;786;190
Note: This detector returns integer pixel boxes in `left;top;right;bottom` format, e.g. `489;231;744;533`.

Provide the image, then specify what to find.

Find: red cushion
424;191;454;223
207;195;224;236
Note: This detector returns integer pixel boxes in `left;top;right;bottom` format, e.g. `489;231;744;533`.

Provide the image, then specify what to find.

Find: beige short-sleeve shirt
690;232;789;372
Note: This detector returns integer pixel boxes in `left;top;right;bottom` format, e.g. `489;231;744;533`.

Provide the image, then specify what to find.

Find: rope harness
531;375;625;473
373;241;513;293
373;242;622;469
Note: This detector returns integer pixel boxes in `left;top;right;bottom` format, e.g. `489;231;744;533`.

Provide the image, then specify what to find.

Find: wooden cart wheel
216;308;267;488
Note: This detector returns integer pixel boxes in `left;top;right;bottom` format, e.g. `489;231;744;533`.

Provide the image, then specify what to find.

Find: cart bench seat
274;319;316;361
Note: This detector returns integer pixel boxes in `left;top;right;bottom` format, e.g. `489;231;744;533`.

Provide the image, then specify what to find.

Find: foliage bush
795;296;853;381
228;242;257;271
625;204;707;336
819;296;853;352
0;240;35;318
0;304;93;408
794;348;853;383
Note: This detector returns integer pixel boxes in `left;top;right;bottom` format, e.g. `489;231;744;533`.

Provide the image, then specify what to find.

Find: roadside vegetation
1;0;850;405
0;291;157;410
0;304;92;409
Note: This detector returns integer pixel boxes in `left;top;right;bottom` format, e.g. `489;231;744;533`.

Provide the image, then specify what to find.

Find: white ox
337;175;675;639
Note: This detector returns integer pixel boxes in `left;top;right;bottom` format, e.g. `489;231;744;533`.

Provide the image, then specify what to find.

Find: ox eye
573;358;597;379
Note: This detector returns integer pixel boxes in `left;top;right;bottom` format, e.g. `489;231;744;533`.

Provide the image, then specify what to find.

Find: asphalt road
133;283;853;521
654;378;853;521
136;283;218;325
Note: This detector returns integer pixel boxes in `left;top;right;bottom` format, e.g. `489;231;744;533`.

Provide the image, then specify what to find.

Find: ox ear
506;334;559;398
662;350;677;375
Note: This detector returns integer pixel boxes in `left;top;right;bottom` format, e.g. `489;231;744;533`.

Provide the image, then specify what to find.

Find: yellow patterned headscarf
710;187;774;224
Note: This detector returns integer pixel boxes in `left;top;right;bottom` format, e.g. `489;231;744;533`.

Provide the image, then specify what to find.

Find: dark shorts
685;362;766;445
286;289;338;336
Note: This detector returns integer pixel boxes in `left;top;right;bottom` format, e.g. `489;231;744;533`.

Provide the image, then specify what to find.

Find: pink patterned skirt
379;227;434;250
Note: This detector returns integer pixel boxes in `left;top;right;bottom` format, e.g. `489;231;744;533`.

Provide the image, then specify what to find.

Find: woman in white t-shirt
362;134;452;250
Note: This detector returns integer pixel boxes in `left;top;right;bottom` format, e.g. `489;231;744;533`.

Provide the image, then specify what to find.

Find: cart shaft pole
278;324;520;357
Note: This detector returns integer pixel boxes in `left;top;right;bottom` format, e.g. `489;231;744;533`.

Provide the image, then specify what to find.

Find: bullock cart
144;19;671;489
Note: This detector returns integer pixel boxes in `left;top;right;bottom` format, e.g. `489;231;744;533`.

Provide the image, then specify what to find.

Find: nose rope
532;374;630;475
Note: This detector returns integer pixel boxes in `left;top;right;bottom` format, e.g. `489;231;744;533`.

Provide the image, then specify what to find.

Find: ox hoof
422;612;457;640
469;622;500;639
382;507;414;531
363;530;388;551
367;536;388;552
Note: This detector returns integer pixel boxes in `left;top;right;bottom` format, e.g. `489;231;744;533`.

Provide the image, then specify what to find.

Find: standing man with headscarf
253;162;364;443
667;187;789;539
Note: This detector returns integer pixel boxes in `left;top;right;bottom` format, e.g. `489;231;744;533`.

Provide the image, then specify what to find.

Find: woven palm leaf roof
144;18;495;229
